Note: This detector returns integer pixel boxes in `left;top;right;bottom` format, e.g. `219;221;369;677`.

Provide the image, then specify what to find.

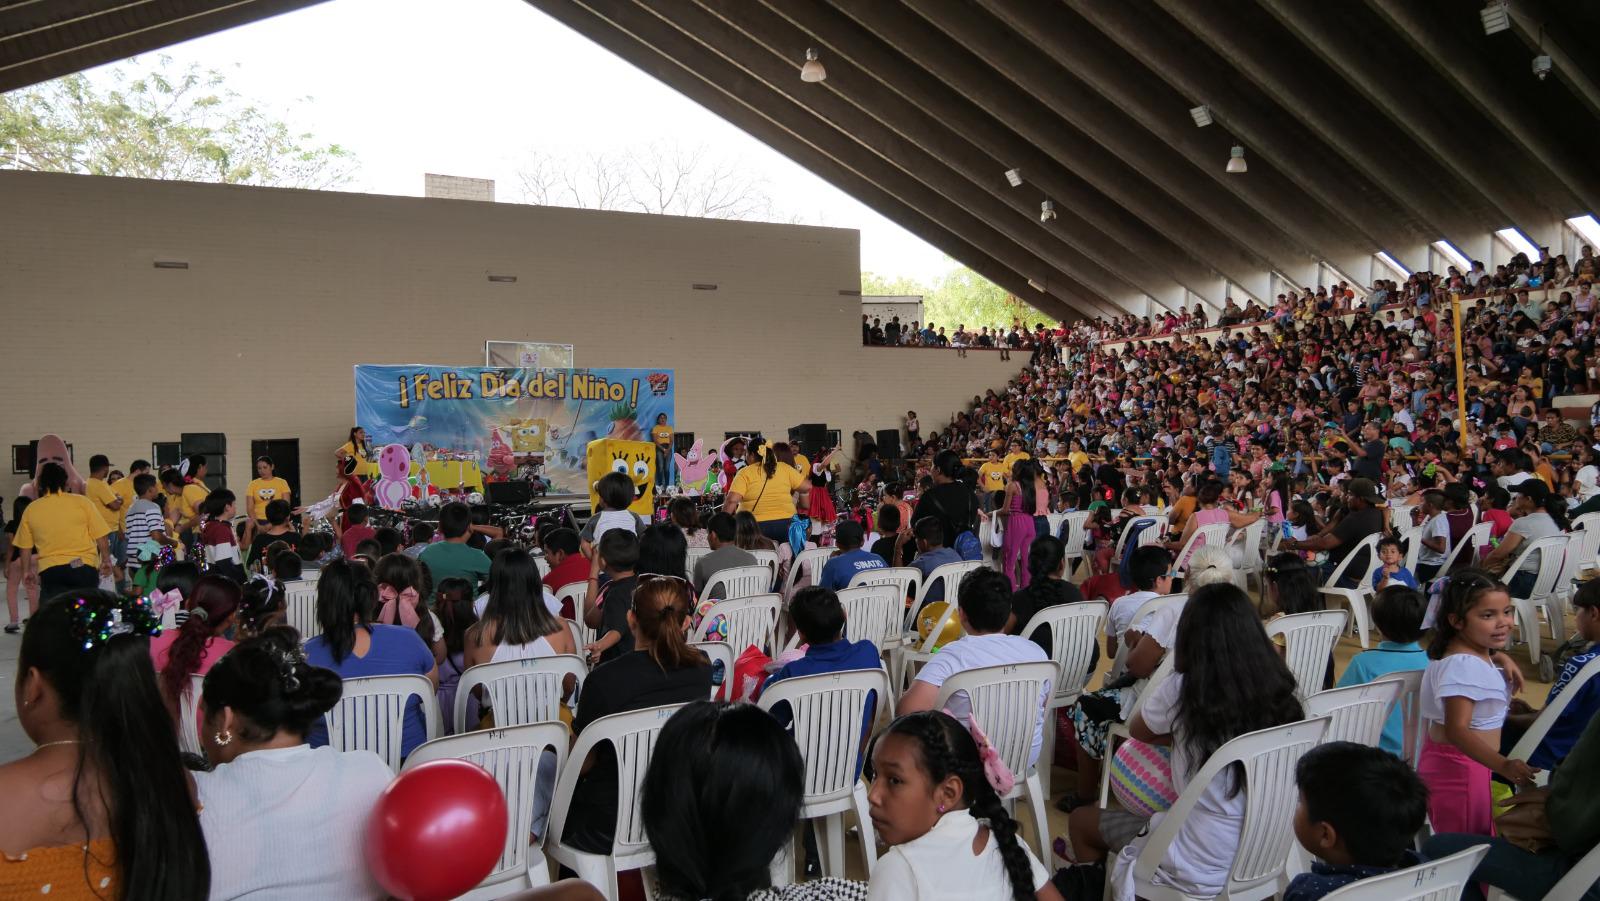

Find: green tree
861;265;1046;330
0;56;355;188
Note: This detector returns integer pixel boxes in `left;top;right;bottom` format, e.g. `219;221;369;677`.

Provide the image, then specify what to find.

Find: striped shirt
123;498;165;564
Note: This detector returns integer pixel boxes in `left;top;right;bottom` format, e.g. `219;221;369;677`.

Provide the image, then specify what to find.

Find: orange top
0;839;118;899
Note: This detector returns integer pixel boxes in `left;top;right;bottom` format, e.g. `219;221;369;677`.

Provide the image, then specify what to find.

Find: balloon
917;601;963;651
364;759;508;901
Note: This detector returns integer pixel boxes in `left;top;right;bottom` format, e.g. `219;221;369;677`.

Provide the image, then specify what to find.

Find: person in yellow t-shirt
245;456;294;523
109;460;151;533
176;455;211;541
1002;438;1032;475
15;462;113;599
977;450;1009;496
723;443;810;542
336;426;375;477
651;414;674;491
84;455;124;531
1066;439;1090;475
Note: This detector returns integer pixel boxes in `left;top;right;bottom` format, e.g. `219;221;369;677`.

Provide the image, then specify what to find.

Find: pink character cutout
373;444;412;510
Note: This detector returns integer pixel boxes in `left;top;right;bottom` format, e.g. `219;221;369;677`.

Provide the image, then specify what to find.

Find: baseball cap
1345;478;1381;504
1511;480;1550;503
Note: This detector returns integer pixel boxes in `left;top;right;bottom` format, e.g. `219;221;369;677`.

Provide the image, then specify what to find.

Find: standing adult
245;456;293;531
912;450;978;552
651;414;674;492
1283;478;1386;588
336;427;372;476
724;442;810;544
17;434;84;499
13;463;113;600
998;458;1038;590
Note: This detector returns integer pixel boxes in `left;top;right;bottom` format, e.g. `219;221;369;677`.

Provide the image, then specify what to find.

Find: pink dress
1000;489;1036;590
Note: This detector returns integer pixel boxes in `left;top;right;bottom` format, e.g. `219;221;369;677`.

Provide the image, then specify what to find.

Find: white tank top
490;633;558;663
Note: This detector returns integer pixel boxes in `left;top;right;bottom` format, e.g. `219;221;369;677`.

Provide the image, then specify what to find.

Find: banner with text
354;365;674;496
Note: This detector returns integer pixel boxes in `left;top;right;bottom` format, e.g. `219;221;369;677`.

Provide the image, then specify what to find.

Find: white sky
83;0;952;280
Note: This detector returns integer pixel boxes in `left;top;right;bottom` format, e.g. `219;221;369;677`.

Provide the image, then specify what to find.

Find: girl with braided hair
864;710;1059;901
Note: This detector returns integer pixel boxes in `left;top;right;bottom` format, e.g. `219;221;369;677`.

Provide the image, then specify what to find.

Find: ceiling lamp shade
801;47;827;83
1480;2;1511;35
1226;145;1248;174
1189;105;1213;127
1004;168;1023;187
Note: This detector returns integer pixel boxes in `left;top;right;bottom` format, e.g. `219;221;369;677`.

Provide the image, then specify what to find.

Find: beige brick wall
0;171;1022;500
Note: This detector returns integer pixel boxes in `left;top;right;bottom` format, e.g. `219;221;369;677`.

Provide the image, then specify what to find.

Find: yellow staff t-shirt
978;462;1008;493
179;481;210;531
110;475;138;530
651;425;672;448
730;464;805;521
15;492;111;570
85;477;121;530
246;477;293;522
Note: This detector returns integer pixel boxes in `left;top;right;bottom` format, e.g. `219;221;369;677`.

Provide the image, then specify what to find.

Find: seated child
199;489;245;583
1371;536;1419;591
1335;585;1429;758
1285;741;1428;900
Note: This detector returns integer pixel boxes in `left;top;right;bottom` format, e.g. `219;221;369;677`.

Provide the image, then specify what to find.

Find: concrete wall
0;171;1021;499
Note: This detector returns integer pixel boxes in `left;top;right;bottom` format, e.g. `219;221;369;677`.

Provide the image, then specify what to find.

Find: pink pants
1418;736;1496;837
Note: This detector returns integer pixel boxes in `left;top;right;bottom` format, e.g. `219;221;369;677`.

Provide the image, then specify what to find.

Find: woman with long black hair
1007;535;1087;656
464;547;575;669
0;591;209;898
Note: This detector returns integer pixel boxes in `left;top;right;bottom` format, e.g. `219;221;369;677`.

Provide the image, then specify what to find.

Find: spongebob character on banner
673;439;721;497
586;439;654;516
373;445;413;510
507;417;548;453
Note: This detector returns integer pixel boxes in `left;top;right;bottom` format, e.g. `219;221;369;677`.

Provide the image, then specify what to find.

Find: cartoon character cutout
487;428;516;480
20;434;85;498
586;439;654;515
506;417;548;453
373;444;412;510
672;439;720;497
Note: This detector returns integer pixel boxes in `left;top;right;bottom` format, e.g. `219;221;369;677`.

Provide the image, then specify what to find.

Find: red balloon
365;759;509;901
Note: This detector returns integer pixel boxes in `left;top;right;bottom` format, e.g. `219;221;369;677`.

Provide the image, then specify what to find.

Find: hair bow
147;588;183;617
962;713;1015;796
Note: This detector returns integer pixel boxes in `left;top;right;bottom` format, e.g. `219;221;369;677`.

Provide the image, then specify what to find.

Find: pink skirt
1418;736;1496;837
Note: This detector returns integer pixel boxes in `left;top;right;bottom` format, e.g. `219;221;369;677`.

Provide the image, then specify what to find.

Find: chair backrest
835;584;903;652
1503;534;1571;599
911;560;986;612
1389;503;1416;530
1542;836;1600;901
1134;518;1166;548
545;703;686;864
1113;516;1160;562
1125;652;1175;723
324;673;440;772
757;668;890;810
454;655;586;734
1377;669;1426;768
1265;610;1350;699
1396;524;1422;575
178;672;206;756
1556;522;1596;592
1436;521;1493;580
565;617;592;656
1107;593;1185;681
1059;510;1090;557
701;564;771;601
750;548;781;584
845;565;921;603
1175;522;1230;573
284;578;318;639
1130;718;1330;900
1318;845;1489;900
784;546;835;600
1231;518;1266;564
933;661;1056;784
533;554;550;579
1508;654;1600;767
685;544;711;573
554;581;587;615
1321;532;1381;589
1019;601;1109;708
688;640;734;699
1304;678;1404;748
690;594;781;654
403;722;570;891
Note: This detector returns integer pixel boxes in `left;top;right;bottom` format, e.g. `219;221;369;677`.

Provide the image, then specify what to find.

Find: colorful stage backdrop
354;365;674;497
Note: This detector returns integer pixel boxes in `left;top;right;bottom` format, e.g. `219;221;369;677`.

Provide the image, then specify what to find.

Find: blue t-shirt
1370;565;1419;591
911;547;964;604
819;549;888;591
1335;641;1428;758
1530;644;1600;770
304;624;436;759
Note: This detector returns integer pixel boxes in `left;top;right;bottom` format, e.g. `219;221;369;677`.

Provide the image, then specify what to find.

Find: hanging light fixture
1189;105;1213;127
1226;145;1248;174
1004;168;1023;187
1480;1;1511;35
800;47;827;83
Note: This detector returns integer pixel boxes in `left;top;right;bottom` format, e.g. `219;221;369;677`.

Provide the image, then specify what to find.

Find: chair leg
1347;594;1372;649
1022;772;1050;863
822;814;846;879
852;782;878;878
1097;734;1119;807
1039;711;1057;800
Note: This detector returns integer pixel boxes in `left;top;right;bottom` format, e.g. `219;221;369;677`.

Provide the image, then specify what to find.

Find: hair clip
70;595;163;652
273;647;303;694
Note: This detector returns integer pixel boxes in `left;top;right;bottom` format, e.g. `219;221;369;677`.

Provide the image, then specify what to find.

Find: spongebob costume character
586;439;655;516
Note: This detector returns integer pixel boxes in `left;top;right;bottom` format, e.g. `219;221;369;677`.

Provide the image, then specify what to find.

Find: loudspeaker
787;423;827;458
876;429;902;460
486;481;535;506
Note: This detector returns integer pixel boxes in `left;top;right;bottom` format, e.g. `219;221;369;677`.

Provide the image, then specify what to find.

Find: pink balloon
365;759;508;901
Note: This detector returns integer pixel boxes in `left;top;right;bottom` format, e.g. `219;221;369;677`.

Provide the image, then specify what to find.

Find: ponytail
632;576;702;671
20;593;209;899
316;559;376;663
160;575;241;701
1026;535;1066;584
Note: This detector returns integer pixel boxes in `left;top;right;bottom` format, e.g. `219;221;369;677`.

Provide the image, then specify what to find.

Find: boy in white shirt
1413;489;1451;583
1105;546;1175;660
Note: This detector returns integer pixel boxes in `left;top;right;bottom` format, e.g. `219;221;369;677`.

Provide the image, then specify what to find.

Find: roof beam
1255;0;1562;231
826;0;1276;304
520;0;1107;320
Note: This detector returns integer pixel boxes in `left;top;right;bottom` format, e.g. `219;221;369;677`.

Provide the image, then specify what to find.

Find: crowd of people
3;248;1600;899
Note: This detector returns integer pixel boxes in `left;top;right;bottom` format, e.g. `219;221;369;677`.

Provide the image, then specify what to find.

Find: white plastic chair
891;562;985;691
689;640;734;700
1304;678;1404;748
403;722;570;899
783;546;835;601
684;545;711;573
1389;502;1417;531
534;555;551;580
1319;532;1382;648
835;584;904;654
1554;513;1600;611
701;564;772;601
1021;601;1108;799
1487;839;1600;901
1172;522;1230;580
323;673;441;773
555;584;594;648
750;548;781;587
690;594;781;654
1432;521;1493;586
845;565;922;606
934;661;1056;862
454;655;586;734
1505;655;1600;786
1058;510;1091;579
1395;523;1422;577
545;703;687;901
1099;653;1176;807
1265;610;1350;699
1377;669;1426;768
1106;593;1185;683
564;618;591;657
178;672;206;756
1231;519;1267;595
1322;845;1489;900
758;668;889;880
1123;717;1330;901
1111;516;1162;568
283;578;318;639
909;559;986;613
1502;534;1571;665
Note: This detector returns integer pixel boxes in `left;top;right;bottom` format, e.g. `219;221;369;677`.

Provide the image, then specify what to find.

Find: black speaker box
788;423;827;458
876;428;902;459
